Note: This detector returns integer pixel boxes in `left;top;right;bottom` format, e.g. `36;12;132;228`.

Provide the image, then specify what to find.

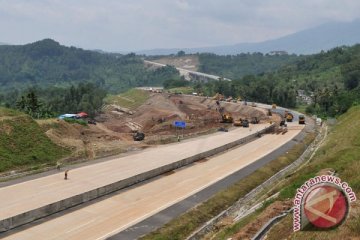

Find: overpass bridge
144;60;231;82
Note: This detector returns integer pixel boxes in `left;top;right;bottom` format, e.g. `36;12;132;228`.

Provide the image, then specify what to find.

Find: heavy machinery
133;131;145;141
284;111;294;122
299;115;305;124
272;104;277;109
233;118;249;127
241;119;249;127
233;120;242;126
251;117;259;124
221;113;234;123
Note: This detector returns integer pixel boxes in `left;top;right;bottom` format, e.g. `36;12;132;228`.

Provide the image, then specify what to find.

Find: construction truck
233;120;242;126
241;119;249;127
299;115;305;124
233;118;249;127
284;111;294;122
221;113;233;123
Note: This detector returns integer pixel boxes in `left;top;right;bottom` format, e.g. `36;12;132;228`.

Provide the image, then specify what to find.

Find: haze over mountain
136;19;360;56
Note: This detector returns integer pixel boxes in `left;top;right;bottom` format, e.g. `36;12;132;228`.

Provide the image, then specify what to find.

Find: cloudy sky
0;0;359;51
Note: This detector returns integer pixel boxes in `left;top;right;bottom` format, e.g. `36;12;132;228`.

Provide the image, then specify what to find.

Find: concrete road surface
2;124;303;240
0;124;268;222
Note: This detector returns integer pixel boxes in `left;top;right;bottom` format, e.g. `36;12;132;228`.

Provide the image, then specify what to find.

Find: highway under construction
0;98;308;240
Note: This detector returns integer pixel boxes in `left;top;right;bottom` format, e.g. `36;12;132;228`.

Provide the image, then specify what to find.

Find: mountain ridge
135;19;360;55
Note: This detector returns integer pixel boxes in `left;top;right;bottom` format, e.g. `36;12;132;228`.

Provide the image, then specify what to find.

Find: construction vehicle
280;120;287;127
272;104;277;109
233;118;249;127
251;102;257;107
284;111;294;122
133;131;145;141
233;120;242;126
299;115;305;124
241;119;249;127
221;113;234;123
251;117;259;124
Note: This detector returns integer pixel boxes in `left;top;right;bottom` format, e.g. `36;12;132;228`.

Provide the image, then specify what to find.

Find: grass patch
63;118;88;126
292;104;308;114
105;88;150;109
0;111;70;172
213;199;275;240
266;105;360;239
167;87;194;95
140;132;315;240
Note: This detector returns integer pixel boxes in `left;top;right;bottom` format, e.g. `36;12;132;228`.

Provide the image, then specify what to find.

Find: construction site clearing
36;90;283;165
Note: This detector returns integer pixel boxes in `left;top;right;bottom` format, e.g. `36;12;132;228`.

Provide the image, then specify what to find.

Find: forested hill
0;39;180;93
198;53;300;79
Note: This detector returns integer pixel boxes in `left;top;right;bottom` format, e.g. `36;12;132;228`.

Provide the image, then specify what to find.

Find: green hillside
198;52;300;79
0;108;69;172
265;106;360;239
0;39;180;93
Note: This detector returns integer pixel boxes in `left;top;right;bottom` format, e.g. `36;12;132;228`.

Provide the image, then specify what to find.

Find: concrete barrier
0;124;274;232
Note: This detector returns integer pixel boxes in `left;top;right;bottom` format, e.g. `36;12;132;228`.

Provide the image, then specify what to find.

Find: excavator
221;113;234;123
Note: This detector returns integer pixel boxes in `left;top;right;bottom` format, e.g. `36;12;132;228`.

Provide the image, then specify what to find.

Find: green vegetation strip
141;132;315;240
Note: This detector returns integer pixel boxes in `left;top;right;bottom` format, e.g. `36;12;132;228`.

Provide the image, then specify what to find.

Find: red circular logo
304;185;348;229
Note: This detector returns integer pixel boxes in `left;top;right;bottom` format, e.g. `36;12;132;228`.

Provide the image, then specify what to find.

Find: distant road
144;60;231;82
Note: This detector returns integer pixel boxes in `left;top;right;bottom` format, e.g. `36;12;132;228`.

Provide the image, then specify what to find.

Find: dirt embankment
41;92;270;161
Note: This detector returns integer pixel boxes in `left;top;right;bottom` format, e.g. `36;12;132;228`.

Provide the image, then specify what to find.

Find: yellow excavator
221;113;234;123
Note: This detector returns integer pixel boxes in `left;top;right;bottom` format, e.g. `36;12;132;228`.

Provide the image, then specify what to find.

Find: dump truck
299;115;305;124
241;119;249;127
284;111;294;122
